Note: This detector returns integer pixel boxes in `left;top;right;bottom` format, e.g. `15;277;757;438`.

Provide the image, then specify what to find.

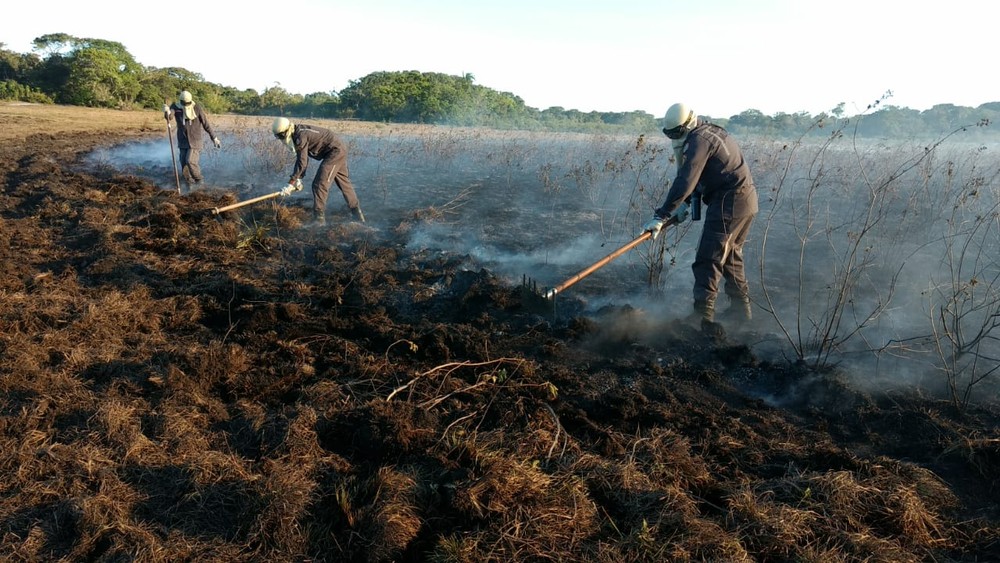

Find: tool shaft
211;191;282;215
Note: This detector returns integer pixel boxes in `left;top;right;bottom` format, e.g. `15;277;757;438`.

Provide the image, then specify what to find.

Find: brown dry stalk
385;357;528;403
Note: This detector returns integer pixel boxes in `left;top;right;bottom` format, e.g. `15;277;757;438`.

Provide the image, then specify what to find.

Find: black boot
694;298;727;336
686;299;715;324
350;206;366;223
312;212;326;227
696;299;715;322
719;296;752;324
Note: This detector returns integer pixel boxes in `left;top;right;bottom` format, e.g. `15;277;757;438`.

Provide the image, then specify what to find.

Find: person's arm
656;136;709;217
196;107;221;147
290;133;309;182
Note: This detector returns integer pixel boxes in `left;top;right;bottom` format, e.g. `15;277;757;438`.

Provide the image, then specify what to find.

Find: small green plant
236;217;271;253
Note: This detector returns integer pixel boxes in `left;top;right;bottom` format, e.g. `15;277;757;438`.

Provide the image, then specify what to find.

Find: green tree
0;79;53;103
921;103;976;136
31;33;76;57
141;67;204;102
0;46;41;82
727;108;771;133
856;105;926;138
222;87;262;114
260;85;300;115
339;71;412;121
299;91;340;118
62;47;139;107
28;35;142;108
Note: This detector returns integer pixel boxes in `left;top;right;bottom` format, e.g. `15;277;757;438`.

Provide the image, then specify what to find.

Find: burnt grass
0;130;997;563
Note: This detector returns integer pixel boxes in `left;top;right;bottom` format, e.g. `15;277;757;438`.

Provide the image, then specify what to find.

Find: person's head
272;117;294;142
662;103;697;140
179;91;193;105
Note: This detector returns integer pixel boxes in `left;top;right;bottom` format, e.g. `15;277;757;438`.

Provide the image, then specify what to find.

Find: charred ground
0;111;997;562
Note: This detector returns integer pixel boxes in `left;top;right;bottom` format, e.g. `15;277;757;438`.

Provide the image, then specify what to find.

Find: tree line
1;33;997;139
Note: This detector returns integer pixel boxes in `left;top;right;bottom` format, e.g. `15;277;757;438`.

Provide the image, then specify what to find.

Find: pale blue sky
3;0;995;118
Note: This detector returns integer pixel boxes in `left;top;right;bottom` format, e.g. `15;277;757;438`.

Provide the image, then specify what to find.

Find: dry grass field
0;102;997;562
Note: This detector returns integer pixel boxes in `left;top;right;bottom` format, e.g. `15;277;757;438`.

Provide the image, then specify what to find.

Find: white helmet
179;90;193;105
662;103;696;139
272;117;293;140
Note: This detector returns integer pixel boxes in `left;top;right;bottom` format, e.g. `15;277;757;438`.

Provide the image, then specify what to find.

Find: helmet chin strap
671;113;696;163
672;137;686;165
683;111;697;130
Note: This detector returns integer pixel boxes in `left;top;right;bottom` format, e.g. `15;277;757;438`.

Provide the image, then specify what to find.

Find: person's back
679;122;757;220
294;125;345;160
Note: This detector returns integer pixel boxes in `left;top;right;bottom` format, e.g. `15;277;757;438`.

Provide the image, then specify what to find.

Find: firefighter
272;117;365;226
163;90;220;188
643;103;758;325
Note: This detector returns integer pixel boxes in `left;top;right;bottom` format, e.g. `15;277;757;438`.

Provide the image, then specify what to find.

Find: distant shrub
0;79;54;103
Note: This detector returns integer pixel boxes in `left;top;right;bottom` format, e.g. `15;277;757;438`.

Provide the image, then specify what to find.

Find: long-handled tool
522;215;680;312
210;180;303;215
164;100;182;194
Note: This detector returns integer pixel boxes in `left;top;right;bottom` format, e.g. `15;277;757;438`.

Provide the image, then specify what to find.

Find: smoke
88;125;1000;403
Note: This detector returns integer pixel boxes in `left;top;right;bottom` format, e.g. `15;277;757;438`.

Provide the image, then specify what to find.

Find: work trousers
179;148;203;184
692;212;755;305
312;152;360;216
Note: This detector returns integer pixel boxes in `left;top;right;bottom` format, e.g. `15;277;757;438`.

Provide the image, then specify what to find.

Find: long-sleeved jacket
656;122;757;220
167;103;216;149
288;124;347;183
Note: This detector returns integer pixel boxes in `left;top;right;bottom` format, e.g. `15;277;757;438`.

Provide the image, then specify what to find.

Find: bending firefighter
164;90;221;188
271;117;365;225
642;103;758;325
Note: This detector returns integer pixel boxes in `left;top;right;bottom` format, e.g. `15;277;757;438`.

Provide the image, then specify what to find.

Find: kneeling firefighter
271;117;365;225
642;103;758;324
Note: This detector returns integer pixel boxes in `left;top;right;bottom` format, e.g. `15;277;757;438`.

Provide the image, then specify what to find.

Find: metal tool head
520;274;556;315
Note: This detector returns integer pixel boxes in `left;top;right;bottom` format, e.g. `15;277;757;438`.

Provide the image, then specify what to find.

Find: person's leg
312;156;336;223
332;157;358;206
179;148;194;184
321;152;364;222
719;214;755;321
691;216;728;322
187;148;203;183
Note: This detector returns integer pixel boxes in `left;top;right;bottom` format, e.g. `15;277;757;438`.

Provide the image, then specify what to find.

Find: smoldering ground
2;110;998;562
91;123;1000;405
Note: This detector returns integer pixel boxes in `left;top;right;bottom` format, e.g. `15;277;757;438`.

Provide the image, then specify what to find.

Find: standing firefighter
271;117;365;226
164;90;221;189
643;103;758;325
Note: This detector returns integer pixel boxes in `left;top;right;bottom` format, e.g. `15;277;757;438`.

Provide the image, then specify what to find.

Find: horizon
4;0;996;118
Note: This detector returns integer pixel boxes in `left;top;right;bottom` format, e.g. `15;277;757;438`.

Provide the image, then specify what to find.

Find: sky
2;0;996;118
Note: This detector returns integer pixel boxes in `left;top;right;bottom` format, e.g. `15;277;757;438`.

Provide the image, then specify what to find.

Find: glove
642;216;667;240
163;104;170;118
213;137;221;148
279;180;303;196
670;201;691;224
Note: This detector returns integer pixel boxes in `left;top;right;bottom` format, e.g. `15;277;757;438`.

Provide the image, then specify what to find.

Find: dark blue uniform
288;124;361;220
656;122;758;312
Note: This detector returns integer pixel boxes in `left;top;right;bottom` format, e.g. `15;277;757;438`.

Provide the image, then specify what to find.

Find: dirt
0;121;998;562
